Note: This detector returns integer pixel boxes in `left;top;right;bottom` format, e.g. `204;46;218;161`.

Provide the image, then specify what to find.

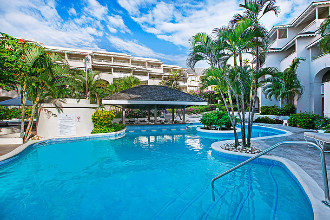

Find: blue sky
0;0;313;67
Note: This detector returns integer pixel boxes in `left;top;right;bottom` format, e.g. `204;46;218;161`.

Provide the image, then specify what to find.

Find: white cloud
0;0;101;50
107;15;131;34
69;8;77;16
107;35;187;65
84;0;108;20
117;0;157;15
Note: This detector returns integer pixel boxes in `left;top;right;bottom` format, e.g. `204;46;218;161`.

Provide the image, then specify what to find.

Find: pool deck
253;123;330;191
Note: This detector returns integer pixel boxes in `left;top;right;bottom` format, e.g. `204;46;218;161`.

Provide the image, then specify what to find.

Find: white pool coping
0;129;126;163
212;142;330;219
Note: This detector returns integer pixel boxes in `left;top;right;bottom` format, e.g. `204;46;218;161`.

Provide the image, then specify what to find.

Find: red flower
18;39;25;43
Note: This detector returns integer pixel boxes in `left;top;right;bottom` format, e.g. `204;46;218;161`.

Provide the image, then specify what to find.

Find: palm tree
19;44;73;142
160;70;185;90
108;75;141;94
263;58;304;105
320;16;330;54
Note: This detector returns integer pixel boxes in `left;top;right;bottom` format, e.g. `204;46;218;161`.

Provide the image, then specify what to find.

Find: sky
0;0;314;67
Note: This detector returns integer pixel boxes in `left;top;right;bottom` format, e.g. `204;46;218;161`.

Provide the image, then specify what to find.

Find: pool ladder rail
210;141;330;207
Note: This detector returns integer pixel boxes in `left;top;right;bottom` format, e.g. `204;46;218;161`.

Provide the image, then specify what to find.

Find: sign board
57;113;76;136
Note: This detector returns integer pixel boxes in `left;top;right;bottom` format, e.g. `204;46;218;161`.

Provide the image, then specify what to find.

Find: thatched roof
102;85;207;109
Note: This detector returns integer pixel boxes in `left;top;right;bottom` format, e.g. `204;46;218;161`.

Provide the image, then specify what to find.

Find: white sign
57;113;76;136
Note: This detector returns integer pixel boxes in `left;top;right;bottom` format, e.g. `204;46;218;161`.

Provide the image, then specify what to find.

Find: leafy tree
108;75;141;94
160;70;185;90
320;16;330;54
263;58;304;105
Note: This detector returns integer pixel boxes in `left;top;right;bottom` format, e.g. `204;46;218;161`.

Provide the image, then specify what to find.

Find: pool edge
0;129;127;165
211;142;330;220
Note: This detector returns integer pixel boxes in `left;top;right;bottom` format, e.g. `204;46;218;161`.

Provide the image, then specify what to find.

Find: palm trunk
20;88;26;138
219;89;239;147
24;97;39;143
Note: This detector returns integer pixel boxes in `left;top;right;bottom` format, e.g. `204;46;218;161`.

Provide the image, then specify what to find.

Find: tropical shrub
281;104;296;115
260;105;280;115
260;104;296;116
288;113;323;129
315;117;330;132
189;90;218;104
200;110;237;130
255;116;283;124
91;109;124;134
0;106;19;120
185;104;226;114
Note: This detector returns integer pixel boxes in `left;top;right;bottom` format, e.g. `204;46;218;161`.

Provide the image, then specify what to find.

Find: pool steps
211;141;330;208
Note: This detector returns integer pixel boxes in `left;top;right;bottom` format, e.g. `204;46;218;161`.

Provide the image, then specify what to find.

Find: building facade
0;41;202;101
260;1;330;116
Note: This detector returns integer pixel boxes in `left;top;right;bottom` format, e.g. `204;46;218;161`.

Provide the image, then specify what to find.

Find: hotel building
260;1;330;116
0;41;201;101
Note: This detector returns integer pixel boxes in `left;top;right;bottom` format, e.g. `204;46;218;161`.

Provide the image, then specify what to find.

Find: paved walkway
253;123;330;190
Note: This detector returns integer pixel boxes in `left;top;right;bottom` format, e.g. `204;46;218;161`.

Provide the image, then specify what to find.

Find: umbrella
0;97;33;106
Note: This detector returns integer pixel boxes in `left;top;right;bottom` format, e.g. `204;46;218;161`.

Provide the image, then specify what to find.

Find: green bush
281;104;296;115
261;105;296;116
186;104;226;114
91;109;125;134
255;116;283;124
92;123;125;134
0;106;19;120
200;110;237;130
260;105;280;115
288;113;323;129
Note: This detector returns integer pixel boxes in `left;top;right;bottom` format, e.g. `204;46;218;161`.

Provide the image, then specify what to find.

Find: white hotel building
0;42;201;101
260;1;330;116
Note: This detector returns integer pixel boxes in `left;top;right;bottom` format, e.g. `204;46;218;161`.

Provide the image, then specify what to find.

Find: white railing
112;72;132;78
281;51;296;67
134;75;149;81
93;59;112;64
300;20;317;34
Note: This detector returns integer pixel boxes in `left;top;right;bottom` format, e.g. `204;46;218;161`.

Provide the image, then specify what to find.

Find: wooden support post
183;107;185;124
172;107;175;124
154;106;157;124
122;108;125;125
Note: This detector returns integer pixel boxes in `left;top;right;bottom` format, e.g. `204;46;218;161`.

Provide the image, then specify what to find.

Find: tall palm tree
320;16;330;54
263;58;304;105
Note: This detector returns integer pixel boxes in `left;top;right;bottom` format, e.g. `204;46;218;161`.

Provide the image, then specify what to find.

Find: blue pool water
0;125;313;219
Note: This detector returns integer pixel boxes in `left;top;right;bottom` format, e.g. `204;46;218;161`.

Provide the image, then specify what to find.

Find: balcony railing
299;20;317;34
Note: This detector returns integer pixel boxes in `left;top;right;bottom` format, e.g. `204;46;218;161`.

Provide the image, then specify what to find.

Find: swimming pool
0;125;313;219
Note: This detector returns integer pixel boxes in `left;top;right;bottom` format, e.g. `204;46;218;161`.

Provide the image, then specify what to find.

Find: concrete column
122;108;125;125
111;57;114;63
172;107;175;124
148;109;150;122
183;107;185;124
154;106;157;124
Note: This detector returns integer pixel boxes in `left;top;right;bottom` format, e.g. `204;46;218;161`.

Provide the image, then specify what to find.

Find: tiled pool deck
253;123;330;190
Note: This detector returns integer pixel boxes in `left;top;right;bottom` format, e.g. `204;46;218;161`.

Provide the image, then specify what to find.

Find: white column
122;108;125;125
324;82;330;117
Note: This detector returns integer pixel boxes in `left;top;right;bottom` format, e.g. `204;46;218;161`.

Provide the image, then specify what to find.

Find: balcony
280;52;296;70
112;72;132;78
148;79;162;85
299;20;317;34
134;75;149;81
93;59;113;65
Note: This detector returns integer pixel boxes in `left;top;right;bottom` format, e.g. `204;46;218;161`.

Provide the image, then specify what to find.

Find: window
278;29;287;39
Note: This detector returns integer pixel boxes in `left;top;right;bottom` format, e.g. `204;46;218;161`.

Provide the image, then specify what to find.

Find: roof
102;85;207;108
0;97;32;106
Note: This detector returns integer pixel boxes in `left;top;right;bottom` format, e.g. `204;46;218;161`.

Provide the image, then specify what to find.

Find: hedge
288;112;323;129
255;116;283;124
260;104;296;116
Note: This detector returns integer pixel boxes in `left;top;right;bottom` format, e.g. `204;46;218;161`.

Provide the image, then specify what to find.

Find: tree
108;75;141;94
263;58;304;105
160;70;185;90
71;70;110;106
320;16;330;54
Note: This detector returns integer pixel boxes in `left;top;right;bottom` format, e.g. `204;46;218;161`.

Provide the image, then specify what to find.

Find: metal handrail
211;141;330;207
